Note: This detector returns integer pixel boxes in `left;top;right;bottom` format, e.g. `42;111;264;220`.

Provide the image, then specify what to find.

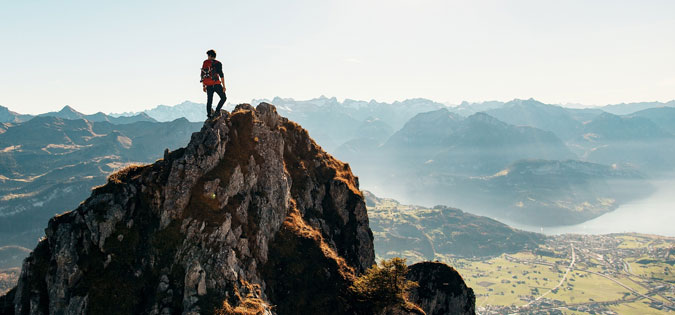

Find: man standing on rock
201;49;227;119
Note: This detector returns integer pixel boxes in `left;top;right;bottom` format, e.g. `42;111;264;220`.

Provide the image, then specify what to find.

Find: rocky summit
0;103;474;315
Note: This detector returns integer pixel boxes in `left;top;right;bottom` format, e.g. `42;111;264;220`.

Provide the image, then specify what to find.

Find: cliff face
407;262;475;315
0;103;474;315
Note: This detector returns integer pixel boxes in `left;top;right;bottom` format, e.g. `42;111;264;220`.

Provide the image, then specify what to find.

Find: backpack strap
211;60;219;80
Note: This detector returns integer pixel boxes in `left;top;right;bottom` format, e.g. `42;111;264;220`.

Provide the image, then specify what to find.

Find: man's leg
214;87;227;115
206;85;215;118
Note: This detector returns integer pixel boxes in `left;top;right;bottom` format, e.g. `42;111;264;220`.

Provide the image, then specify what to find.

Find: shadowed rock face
0;103;375;314
407;262;475;315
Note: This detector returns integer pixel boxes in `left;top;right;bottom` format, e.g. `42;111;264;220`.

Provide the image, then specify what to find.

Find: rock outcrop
0;103;474;315
407;262;475;315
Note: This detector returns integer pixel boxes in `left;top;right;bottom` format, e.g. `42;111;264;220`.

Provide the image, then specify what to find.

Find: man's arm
201;60;207;92
218;62;226;91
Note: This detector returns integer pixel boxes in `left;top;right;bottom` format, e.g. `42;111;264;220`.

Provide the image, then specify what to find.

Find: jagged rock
0;103;473;315
406;262;476;315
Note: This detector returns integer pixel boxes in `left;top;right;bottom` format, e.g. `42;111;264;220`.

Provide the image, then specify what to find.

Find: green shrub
350;257;418;309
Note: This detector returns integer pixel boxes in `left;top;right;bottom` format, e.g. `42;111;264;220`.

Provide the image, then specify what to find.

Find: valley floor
0;268;19;295
449;234;674;315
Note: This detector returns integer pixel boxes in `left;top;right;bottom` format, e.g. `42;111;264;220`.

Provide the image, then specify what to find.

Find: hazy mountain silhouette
380;110;575;177
0;117;201;249
600;100;675;115
0;106;32;124
333;117;394;167
256;96;446;151
482;98;582;140
114;97;446;152
37;105;157;124
335;108;656;226
563;107;605;123
113;100;205;122
571;112;675;174
582;112;672;141
628;106;675;135
447;100;506;116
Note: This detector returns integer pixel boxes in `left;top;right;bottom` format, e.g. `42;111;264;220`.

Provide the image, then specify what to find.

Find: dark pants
206;84;227;117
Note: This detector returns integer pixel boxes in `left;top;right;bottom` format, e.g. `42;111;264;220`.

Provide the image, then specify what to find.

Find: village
452;233;674;314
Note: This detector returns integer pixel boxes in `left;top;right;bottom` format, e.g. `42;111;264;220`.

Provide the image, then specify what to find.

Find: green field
448;234;674;314
366;194;674;314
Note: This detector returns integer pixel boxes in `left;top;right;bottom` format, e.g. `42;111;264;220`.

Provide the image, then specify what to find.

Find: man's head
206;49;217;60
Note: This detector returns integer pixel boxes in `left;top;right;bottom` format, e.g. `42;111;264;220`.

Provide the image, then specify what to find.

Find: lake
508;180;675;237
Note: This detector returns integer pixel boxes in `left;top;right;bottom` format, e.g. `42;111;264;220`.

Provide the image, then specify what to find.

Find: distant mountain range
445;99;675;117
329;99;671;225
628;106;675;135
112;100;206;122
598;100;675;115
1;97;673;314
450;99;675;175
383;109;576;176
109;96;446;152
6;97;674;124
0;107;32;124
255;96;447;151
0;96;673;254
0;105;156;124
570;112;675;174
0;116;201;249
338;106;577;178
38;105;157;124
105;96;675;160
481;99;583;140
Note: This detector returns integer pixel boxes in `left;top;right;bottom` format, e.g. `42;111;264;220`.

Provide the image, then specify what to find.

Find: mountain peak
35;105;85;120
466;111;504;125
3;102;474;314
59;105;81;114
504;98;547;107
0;105;28;124
6;102;376;313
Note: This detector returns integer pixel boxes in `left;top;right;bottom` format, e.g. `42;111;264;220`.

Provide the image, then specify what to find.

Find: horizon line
3;96;675;116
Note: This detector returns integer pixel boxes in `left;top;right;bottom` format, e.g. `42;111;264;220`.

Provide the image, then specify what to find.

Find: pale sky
1;0;674;114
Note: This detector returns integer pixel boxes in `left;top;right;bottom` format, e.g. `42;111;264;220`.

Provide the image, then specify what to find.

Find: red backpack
200;60;220;83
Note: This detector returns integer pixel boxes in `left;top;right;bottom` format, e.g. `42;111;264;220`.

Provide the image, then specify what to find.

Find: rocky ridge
0;103;473;314
407;262;475;315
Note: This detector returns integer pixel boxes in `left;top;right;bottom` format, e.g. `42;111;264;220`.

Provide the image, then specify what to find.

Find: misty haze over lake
506;179;675;236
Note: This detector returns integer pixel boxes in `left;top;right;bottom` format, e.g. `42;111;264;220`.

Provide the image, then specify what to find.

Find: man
201;49;227;119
